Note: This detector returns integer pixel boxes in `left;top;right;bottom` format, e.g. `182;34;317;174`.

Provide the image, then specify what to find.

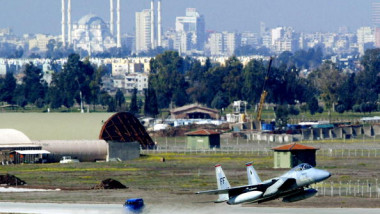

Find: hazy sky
0;0;375;35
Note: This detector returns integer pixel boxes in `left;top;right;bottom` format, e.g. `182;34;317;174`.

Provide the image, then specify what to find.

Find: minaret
61;0;66;46
151;0;155;49
110;0;114;35
68;0;72;45
117;0;121;48
158;0;162;47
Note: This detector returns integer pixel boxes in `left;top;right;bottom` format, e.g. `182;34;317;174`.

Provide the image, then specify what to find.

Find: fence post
331;182;334;197
339;181;341;196
349;180;351;195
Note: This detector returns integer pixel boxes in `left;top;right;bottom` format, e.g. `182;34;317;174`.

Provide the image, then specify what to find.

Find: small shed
185;130;220;150
272;143;318;169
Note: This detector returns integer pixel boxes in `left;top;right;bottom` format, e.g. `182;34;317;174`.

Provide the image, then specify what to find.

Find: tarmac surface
1;202;380;214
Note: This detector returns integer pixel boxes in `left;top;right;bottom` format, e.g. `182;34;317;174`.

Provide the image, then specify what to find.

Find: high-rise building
175;8;205;53
135;9;152;53
207;32;241;56
373;2;380;48
357;27;375;55
208;32;224;56
224;32;241;56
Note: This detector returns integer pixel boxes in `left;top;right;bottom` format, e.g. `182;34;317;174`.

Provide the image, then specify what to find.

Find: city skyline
0;0;376;35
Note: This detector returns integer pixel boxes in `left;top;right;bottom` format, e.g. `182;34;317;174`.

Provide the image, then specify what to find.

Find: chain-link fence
313;179;380;198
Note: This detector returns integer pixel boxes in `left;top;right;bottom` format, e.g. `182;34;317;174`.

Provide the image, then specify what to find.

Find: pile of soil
0;174;26;186
92;178;128;190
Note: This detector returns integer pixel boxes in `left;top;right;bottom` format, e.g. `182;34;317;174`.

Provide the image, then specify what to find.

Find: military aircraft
196;162;331;205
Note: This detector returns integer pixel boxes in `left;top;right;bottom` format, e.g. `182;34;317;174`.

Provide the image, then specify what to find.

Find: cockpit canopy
292;163;313;171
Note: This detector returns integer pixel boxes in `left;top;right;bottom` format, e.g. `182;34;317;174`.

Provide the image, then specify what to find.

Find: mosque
71;14;117;53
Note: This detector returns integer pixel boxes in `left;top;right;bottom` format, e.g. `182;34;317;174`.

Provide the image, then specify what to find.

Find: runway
0;202;380;214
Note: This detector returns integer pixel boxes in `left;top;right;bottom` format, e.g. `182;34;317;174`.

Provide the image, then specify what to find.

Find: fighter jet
196;162;331;205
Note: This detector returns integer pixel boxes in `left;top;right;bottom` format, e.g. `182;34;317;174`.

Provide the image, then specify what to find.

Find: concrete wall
107;141;140;161
343;127;353;135
373;125;380;136
363;125;374;137
321;128;330;139
312;129;320;140
330;128;343;139
352;126;363;136
302;129;312;140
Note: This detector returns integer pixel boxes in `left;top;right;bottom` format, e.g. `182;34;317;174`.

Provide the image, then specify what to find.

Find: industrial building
272;143;318;169
185;129;220;150
0;112;153;164
0;129;45;164
170;104;220;120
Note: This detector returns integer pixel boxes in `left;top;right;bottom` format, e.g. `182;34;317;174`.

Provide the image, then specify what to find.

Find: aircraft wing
196;180;273;196
263;177;297;197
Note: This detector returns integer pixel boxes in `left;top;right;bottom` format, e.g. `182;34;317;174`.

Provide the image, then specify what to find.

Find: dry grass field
0;152;379;208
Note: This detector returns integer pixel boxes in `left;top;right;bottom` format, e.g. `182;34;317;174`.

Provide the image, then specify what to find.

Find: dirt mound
92;178;128;190
0;174;26;186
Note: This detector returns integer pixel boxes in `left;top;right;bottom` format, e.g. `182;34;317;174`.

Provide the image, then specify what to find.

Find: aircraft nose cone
327;172;331;178
315;169;331;182
320;170;331;181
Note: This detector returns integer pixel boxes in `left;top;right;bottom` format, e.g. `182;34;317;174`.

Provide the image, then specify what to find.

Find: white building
135;9;152;53
175;8;205;53
125;73;148;91
208;32;241;56
71;14;117;54
208;33;224;56
28;34;57;52
357;27;375;55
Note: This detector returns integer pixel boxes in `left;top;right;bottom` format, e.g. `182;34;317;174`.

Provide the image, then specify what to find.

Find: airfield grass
0;153;378;193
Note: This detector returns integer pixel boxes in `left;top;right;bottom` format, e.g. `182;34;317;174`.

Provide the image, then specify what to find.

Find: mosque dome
77;14;106;26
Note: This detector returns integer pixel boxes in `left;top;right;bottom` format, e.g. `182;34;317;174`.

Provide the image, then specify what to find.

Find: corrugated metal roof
272;143;318;151
185;129;220;136
99;112;155;149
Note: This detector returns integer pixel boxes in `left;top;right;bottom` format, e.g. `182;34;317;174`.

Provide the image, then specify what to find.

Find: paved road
1;202;380;214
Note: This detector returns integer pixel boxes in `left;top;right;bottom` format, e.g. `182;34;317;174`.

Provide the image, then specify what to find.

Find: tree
241;59;266;104
149;51;189;108
307;96;320;115
129;88;139;115
222;56;244;103
308;61;345;114
0;71;17;104
49;53;104;110
211;91;229;109
22;63;47;105
355;49;380;104
115;89;126;111
275;105;289;130
144;87;159;117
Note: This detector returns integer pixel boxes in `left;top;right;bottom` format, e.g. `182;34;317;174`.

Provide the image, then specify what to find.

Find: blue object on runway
124;198;144;213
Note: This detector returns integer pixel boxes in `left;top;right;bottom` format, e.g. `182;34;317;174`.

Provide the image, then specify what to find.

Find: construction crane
256;57;273;122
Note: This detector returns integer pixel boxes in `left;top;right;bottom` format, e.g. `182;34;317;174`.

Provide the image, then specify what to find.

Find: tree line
146;49;380;117
0;49;379;118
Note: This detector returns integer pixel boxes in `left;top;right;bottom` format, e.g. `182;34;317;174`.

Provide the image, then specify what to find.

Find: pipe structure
116;0;121;48
61;0;66;46
68;0;72;45
158;0;162;47
110;0;114;35
151;0;155;49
